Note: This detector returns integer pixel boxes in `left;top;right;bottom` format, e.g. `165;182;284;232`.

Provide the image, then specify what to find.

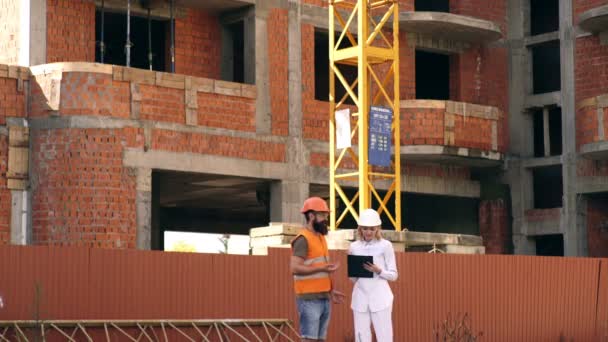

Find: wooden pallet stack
249;223;485;255
249;222;302;255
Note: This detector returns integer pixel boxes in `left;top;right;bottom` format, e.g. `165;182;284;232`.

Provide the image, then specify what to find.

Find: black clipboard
347;255;374;278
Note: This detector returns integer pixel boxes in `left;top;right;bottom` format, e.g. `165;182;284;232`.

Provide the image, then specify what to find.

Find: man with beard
290;197;346;341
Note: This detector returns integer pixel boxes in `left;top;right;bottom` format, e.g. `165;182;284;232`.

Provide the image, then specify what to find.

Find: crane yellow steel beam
329;0;401;231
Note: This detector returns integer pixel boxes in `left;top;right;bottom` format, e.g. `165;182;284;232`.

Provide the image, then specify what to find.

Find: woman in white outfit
348;209;398;342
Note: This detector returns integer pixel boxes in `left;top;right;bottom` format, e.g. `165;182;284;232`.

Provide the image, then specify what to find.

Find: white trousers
353;306;393;342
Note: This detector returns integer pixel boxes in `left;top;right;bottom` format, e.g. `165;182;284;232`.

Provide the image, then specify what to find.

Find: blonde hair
357;225;382;240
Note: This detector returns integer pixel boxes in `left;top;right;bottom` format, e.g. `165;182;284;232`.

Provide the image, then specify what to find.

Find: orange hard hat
300;197;330;213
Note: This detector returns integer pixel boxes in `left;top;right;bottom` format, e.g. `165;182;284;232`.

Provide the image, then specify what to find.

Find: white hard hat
358;209;382;226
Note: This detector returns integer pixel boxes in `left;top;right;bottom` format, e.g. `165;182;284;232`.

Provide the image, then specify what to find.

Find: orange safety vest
291;228;332;295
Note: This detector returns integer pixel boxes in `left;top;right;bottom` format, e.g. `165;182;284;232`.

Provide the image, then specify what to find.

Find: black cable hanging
170;0;175;73
125;0;132;67
147;7;153;70
100;0;105;63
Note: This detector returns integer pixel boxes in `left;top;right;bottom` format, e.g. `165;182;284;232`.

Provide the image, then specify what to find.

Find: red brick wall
0;77;26;124
151;130;286;163
450;48;508;110
401;108;444;145
448;1;508;151
46;2;221;78
576;105;606;148
525;208;562;222
400;33;416;100
450;0;507;34
479;199;511;254
46;0;95;63
197;92;255;132
454;115;494;150
301;0;412;8
302;24;327;141
0;0;20;65
139;84;185;124
309;152;357;169
31;128;143;248
449;47;508;151
575;36;608;102
574;0;608;23
60;73;130;118
578;159;608;177
0;134;9;245
175;9;221;79
587;197;608;258
268;9;289;136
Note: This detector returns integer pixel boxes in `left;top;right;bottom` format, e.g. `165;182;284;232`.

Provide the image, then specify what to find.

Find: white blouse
348;238;398;312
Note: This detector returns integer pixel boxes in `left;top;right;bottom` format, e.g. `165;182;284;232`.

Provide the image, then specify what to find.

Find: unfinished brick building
0;0;607;257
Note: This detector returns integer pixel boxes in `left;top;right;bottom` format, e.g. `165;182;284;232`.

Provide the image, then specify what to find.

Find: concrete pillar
10;190;31;245
265;0;312;226
560;0;587;256
507;0;535;254
513;233;536;254
563;194;588;256
29;0;46;66
254;5;272;134
270;180;308;224
136;168;152;250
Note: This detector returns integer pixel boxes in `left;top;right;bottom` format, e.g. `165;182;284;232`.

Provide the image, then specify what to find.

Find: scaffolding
328;0;401;230
0;319;299;342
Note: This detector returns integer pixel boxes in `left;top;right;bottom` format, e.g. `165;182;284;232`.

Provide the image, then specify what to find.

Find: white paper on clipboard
336;108;351;149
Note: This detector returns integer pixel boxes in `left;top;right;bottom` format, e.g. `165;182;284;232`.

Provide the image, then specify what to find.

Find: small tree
433;312;483;342
218;234;230;254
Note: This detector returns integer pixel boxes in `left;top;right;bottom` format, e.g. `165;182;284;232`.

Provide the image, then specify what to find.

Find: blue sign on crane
368;106;392;167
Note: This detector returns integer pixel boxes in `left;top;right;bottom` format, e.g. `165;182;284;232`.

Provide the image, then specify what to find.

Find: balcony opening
415;0;449;12
151;171;271;252
416;50;450;100
532;40;561;94
221;20;245;83
315;29;358;105
309;185;478;235
530;0;559;36
533;107;562;157
533;165;563;209
95;9;168;71
535;234;564;256
220;6;255;84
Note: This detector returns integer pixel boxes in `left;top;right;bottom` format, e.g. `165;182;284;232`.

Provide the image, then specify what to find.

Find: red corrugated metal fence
0;246;606;341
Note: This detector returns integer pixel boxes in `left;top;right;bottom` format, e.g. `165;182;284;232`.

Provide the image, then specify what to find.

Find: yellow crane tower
328;0;401;230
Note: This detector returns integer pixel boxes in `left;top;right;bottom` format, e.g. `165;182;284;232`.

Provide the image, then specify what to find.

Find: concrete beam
523;91;562;109
136;168;152;250
577;176;608;194
123;150;290;180
523;32;560;47
525;216;562;236
521;155;562;168
580;142;608;160
309;166;481;198
579;4;608;33
398;12;503;43
28;116;287;144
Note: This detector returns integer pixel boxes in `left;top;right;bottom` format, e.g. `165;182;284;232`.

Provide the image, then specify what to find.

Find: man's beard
313;220;329;235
